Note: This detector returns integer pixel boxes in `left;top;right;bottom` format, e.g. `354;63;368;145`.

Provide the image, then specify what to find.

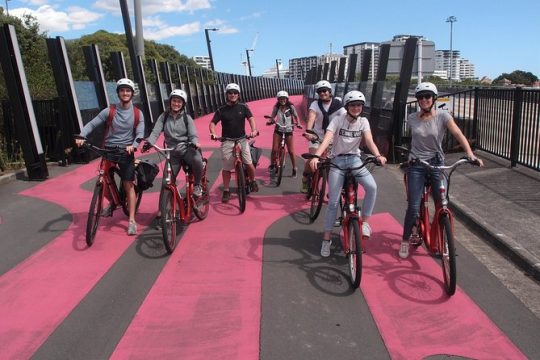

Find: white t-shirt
326;113;371;158
308;100;346;139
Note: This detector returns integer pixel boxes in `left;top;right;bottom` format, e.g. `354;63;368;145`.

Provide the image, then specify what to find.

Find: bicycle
213;134;257;213
396;146;481;295
143;141;210;254
264;115;302;187
76;136;143;247
305;153;380;288
302;129;327;223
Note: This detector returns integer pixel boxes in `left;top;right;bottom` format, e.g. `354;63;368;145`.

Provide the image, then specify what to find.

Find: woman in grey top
399;82;483;259
267;91;302;177
142;89;204;228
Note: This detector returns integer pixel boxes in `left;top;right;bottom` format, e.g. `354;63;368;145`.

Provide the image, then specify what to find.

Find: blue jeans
324;155;377;232
402;157;444;241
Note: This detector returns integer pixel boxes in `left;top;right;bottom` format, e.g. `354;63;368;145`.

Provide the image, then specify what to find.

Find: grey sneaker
292;167;297;178
321;240;332;257
362;222;371;239
222;190;231;203
399;240;410;259
193;184;203;197
127;221;137;236
101;205;113;217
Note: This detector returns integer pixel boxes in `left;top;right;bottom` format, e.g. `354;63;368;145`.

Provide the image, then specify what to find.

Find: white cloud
11;5;103;33
93;0;211;15
203;19;239;34
144;21;200;41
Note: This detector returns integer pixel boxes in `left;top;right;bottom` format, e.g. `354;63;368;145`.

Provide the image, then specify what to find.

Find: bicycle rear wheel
309;169;326;223
275;147;285;187
193;160;210;220
236;163;247;213
440;214;456;295
347;219;362;288
86;182;104;247
160;189;179;254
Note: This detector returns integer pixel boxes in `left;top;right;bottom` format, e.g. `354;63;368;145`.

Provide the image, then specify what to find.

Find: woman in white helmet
142;88;204;228
300;80;346;192
266;91;302;177
398;82;483;259
76;78;145;235
309;90;387;257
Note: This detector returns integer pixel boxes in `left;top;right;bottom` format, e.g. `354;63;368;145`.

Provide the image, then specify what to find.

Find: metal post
246;49;253;76
276;58;281;79
204;28;218;71
446;16;457;87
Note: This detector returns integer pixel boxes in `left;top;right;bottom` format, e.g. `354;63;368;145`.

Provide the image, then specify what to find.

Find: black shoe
250;180;259;192
151;216;162;230
292;167;297;178
222;190;231;203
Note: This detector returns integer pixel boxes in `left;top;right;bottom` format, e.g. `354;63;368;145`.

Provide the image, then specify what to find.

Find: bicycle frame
340;171;361;252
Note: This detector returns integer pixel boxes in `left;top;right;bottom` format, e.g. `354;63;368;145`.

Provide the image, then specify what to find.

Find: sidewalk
445;151;540;282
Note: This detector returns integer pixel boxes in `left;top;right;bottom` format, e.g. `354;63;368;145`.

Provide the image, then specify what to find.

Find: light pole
204;28;218;71
246;49;253;77
446;16;457;87
5;0;11;15
275;58;281;79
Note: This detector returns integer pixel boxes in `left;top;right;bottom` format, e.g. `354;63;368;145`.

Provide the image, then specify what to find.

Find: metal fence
405;87;540;171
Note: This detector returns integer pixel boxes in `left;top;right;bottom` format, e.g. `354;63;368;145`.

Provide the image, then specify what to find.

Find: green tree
493;70;539;85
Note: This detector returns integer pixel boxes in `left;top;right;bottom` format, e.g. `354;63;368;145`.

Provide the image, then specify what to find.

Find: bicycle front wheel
86;182;104;247
160;189;179;254
114;168;143;216
347;219;362;288
236;163;247;213
193;161;210;220
275;147;285;187
440;214;456;296
309;169;326;223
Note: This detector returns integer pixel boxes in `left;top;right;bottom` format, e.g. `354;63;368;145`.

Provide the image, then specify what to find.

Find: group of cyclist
76;77;483;261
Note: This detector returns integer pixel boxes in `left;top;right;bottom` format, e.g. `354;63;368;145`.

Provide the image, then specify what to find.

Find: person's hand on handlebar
467;154;484;167
309;156;319;172
141;141;152;153
295;124;303;130
126;145;136;154
249;130;259;138
375;155;387;166
74;136;86;147
302;132;316;141
210;133;217;141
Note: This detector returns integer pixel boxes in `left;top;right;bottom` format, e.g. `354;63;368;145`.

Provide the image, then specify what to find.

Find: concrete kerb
450;197;540;283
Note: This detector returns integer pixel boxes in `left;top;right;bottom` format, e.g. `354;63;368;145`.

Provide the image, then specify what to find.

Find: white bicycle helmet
169;89;187;103
276;90;289;99
225;83;241;93
116;78;135;92
343;90;366;106
415;82;438;97
315;80;332;92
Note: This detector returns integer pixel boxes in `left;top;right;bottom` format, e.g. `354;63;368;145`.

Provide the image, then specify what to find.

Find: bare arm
447;119;484;166
363;130;387;165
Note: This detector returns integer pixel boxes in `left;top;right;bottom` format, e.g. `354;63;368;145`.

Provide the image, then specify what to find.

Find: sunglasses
317;89;329;94
416;94;433;100
227;91;239;95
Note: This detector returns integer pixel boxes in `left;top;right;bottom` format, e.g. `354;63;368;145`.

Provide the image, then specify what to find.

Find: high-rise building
192;56;211;70
343;42;380;81
435;50;460;81
288;56;318;80
383;35;435;80
459;58;476;80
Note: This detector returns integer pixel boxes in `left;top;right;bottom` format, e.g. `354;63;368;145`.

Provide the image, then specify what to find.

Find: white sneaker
399;240;410;259
320;240;332;257
127;221;137;236
362;222;371;239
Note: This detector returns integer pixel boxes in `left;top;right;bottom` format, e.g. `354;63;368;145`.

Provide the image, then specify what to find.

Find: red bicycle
214;134;257;213
398;146;480;295
303;129;327;223
145;141;209;253
76;136;143;247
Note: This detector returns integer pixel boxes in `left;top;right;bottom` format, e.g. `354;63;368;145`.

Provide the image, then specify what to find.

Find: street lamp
5;0;11;15
246;49;253;76
446;16;457;87
204;28;218;71
275;58;281;79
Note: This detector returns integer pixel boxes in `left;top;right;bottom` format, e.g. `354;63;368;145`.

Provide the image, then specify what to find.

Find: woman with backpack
266;91;302;177
142;89;204;228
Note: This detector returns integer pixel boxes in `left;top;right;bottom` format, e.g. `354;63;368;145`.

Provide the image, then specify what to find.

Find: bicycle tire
236;163;247;213
440;214;456;295
309;168;326;223
193;160;210;220
160;189;179;254
347;219;362;288
113;167;143;217
86;182;103;247
276;147;285;187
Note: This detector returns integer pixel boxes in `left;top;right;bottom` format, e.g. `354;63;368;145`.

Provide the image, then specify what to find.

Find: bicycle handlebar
302;153;382;170
396;146;481;170
74;135;129;157
212;133;258;142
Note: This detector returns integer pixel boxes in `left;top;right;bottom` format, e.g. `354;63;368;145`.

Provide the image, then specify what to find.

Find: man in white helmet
209;83;259;203
301;80;346;192
142;88;204;228
76;78;145;235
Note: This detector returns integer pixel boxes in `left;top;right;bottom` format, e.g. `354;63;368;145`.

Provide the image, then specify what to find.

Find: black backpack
135;159;159;191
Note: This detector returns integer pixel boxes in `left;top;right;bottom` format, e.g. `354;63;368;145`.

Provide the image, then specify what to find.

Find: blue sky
7;0;540;79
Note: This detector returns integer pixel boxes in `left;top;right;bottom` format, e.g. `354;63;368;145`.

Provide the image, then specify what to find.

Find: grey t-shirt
407;110;451;161
326;113;371;158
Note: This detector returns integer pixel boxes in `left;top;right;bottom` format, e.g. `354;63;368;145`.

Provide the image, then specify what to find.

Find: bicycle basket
250;142;263;168
135;159;159;190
